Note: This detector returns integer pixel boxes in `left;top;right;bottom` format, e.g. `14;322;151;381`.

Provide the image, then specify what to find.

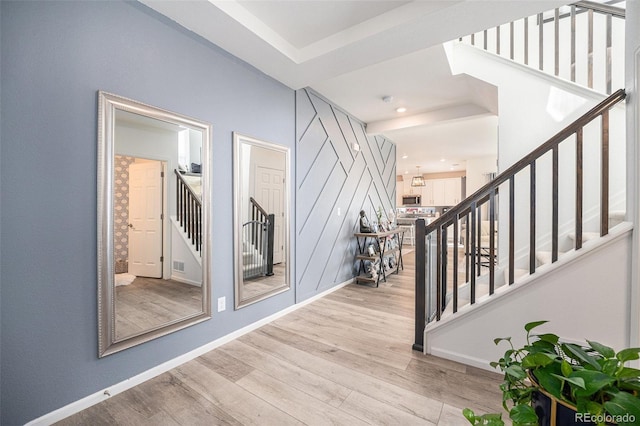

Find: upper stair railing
175;170;202;254
459;1;625;94
413;89;626;351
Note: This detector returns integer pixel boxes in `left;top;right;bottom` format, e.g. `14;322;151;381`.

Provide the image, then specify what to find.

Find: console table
354;228;405;287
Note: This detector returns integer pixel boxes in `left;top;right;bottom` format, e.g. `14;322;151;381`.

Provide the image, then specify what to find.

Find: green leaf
576;398;604;417
601;359;620;376
570;370;615;397
505;365;527;380
604;391;640;426
618;367;640;379
509;404;538;425
527;340;556;354
533;369;564;400
588;340;615;358
536;333;560;345
618;380;640;392
551;373;586;389
462;408;476;424
494;337;511;345
562;343;602;370
463;409;505;426
586;400;604;416
521;353;556;369
617;348;640;363
561;359;573;377
525;320;548;333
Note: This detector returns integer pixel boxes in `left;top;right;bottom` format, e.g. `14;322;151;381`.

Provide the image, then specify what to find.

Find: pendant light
411;166;425;187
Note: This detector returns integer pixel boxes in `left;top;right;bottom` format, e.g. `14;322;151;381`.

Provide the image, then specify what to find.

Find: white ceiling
141;0;567;173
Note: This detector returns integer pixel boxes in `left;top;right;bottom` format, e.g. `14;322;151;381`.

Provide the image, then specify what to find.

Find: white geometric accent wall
296;88;396;302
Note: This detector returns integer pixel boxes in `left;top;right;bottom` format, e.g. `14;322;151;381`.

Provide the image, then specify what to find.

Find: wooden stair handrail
424;89;625;235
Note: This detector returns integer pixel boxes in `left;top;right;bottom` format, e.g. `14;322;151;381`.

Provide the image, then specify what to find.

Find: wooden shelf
355;255;379;261
353;228;405;287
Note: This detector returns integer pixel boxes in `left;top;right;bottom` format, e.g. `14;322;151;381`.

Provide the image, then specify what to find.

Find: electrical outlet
217;297;226;312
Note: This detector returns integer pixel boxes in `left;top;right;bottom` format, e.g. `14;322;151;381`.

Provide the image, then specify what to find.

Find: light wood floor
116;277;202;340
59;253;504;425
243;263;287;300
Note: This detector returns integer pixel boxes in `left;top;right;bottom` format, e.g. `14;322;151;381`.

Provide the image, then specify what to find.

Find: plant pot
531;388;614;426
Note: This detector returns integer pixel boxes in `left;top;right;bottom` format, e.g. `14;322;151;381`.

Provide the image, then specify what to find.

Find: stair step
610;210;626;228
535;251;567;265
567;232;599;242
502;268;529;284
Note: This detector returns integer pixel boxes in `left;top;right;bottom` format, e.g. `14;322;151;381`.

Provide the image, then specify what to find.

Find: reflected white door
255;165;284;264
128;161;163;278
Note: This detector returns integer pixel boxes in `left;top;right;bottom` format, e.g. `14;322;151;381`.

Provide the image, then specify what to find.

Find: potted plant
463;321;640;426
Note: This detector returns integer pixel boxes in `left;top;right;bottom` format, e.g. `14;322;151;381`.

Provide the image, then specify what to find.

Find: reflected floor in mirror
242;264;286;301
115;277;202;340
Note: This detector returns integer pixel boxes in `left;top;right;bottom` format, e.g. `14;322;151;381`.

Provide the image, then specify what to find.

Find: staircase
412;1;631;367
175;170;202;255
242;197;275;280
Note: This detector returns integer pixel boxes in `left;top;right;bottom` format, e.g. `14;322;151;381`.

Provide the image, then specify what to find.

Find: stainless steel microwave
402;195;421;206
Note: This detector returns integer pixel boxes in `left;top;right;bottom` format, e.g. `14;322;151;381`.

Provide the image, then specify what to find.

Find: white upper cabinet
397;176;464;206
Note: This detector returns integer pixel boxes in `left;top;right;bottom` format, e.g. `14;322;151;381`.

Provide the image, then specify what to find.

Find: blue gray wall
296;89;396;301
0;1;295;423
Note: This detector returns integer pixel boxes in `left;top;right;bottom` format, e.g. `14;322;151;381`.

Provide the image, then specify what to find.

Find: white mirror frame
233;132;291;309
97;91;212;357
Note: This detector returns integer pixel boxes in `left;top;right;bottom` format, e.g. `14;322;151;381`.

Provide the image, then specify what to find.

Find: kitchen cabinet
444;178;462;205
398;176;463;207
421;180;434;205
423;177;462;206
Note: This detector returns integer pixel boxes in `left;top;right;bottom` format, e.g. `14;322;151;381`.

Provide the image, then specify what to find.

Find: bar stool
399;224;415;246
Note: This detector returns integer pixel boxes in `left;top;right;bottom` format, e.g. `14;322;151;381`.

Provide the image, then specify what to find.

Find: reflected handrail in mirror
243;197;274;279
175;170;202;254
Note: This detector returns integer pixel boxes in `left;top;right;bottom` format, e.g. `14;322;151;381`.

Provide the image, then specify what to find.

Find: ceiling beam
365;103;494;134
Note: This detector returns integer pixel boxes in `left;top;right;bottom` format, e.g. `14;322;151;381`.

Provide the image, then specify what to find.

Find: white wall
466;156;497;195
449;42;626;268
625;1;640;347
170;219;202;286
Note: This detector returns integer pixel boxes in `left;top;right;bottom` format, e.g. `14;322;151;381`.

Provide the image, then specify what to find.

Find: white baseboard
428;346;495;373
170;274;202;287
26;278;354;425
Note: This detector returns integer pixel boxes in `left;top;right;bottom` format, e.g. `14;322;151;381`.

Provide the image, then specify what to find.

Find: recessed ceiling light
440;158;446;162
401;154;408;159
404;170;408;174
396;107;407;113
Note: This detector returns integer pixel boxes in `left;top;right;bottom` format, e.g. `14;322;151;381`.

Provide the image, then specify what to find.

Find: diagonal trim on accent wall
296;88;397;302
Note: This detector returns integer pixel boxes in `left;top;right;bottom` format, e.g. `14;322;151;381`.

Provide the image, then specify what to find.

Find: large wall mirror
233;133;290;309
98;91;212;357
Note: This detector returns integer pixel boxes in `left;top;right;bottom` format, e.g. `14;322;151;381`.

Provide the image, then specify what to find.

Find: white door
255;165;285;264
128;161;163;278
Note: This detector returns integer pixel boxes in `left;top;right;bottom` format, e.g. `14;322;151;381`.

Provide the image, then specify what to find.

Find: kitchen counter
396;216;436;225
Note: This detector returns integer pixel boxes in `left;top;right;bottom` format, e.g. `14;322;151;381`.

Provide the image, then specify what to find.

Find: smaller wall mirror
98;91;212;357
233;133;290;309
